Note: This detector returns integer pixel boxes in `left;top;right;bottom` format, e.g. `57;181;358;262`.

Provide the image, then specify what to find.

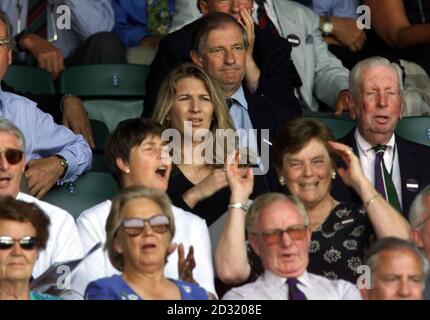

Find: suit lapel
396;135;419;215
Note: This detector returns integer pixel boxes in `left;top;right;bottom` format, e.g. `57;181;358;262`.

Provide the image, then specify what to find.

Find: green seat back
395;116;430;146
42;172;117;219
4;65;56;94
305;115;355;139
59;64;148;97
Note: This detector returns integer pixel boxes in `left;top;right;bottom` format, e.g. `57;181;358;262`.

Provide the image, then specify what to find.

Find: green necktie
373;145;402;213
147;0;170;37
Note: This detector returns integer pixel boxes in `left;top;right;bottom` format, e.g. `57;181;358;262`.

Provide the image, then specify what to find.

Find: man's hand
334;90;351;116
20;34;65;79
62;96;95;148
330;17;366;52
25;157;65;198
239;7;260;93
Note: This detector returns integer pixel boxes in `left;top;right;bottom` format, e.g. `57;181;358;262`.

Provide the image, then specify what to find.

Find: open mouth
142;243;156;250
0;177;11;187
155;166;168;178
374;115;390;124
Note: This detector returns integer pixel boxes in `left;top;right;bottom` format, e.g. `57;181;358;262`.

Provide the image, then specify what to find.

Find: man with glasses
409;186;430;300
0;10;91;199
223;192;361;299
0;117;83;286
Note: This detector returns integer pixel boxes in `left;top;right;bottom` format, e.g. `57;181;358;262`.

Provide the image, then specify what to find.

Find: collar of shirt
354;128;396;166
230;86;248;110
262;269;309;290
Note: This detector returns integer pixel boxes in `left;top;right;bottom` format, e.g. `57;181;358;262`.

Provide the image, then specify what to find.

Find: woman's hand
183;169;228;208
225;152;254;204
328;141;367;192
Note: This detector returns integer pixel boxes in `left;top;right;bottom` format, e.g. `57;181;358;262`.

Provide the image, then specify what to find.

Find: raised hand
328;141;366;191
225;151;254;204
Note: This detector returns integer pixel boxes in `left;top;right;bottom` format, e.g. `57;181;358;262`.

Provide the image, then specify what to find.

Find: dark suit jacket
332;128;430;218
143;19;302;119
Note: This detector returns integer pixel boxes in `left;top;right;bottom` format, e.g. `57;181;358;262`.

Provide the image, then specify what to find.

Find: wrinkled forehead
360;65;400;90
259;200;305;229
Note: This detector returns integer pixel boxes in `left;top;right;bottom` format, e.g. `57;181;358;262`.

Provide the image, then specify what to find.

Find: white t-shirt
73;200;215;296
17;192;84;278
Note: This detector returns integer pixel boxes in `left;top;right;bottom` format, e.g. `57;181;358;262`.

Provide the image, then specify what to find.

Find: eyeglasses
120;215;170;236
0;149;24;165
0;236;37;250
252;224;308;246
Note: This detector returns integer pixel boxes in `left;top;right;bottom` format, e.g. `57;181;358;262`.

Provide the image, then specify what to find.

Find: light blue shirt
1;0;115;58
312;0;359;18
229;86;258;156
0;89;92;184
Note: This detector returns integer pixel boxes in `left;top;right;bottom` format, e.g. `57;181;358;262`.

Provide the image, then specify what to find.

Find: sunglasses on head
0;236;37;250
0;149;24;165
120;215;170;236
253;224;308;246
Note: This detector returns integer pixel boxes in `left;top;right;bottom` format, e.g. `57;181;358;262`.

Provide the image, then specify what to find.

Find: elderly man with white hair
223;192;361;300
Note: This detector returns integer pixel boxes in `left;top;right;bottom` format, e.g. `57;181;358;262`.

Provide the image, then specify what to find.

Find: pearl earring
279;176;285;186
126;168;130;174
331;171;336;180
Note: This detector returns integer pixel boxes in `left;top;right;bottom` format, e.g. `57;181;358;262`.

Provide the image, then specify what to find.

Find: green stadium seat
42;172;117;219
395;116;430;147
59;64;148;132
4;65;56;94
304;114;355;139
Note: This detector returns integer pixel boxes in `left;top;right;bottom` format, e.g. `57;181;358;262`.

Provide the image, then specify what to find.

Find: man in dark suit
143;0;301;118
332;56;430;218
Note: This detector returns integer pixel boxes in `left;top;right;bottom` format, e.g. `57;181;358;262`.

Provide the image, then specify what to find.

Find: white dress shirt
73;200;215;297
354;129;402;208
223;269;361;300
17;192;84;279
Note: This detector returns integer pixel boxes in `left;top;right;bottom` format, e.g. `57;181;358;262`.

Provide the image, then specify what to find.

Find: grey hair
409;185;430;229
0;9;15;49
246;192;309;233
349;56;403;103
0;118;26;152
365;237;429;287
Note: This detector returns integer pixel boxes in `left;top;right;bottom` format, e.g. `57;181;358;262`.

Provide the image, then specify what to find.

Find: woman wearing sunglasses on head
84;186;209;300
0;197;60;300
